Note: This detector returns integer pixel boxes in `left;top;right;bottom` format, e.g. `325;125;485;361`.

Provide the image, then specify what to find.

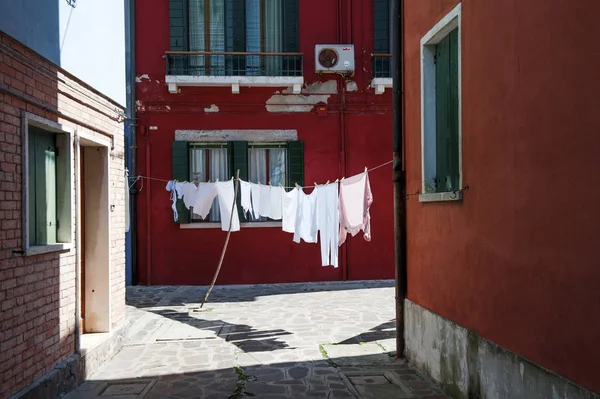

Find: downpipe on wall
392;0;407;359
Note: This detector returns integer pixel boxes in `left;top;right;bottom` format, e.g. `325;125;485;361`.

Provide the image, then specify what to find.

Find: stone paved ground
65;281;449;399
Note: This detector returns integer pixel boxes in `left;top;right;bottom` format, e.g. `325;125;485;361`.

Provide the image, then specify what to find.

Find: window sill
418;190;463;203
24;243;73;256
371;77;393;94
180;221;283;229
166;75;304;94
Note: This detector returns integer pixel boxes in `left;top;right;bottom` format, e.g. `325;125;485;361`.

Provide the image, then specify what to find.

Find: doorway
79;142;111;333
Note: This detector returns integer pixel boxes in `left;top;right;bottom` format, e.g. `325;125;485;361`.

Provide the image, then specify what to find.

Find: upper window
173;140;303;224
372;0;391;78
168;0;301;77
24;117;73;252
421;4;461;196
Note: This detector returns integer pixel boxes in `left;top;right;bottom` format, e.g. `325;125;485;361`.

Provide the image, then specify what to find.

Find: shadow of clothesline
150;308;293;353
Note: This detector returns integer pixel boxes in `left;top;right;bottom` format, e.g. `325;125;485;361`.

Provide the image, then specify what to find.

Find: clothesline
129;159;394;190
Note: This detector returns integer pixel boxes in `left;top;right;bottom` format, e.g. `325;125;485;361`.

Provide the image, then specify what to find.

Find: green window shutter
287;140;304;187
283;0;299;52
28;131;37;247
435;33;450;193
225;0;246;75
229;141;248;221
169;0;188;75
170;0;188;50
447;29;460;191
30;129;57;245
172;140;190;224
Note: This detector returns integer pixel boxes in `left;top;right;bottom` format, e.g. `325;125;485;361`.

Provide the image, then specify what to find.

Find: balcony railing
372;54;392;78
165;51;303;77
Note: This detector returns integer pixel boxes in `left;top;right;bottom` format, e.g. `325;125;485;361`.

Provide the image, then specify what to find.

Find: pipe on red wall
391;0;407;359
145;134;152;285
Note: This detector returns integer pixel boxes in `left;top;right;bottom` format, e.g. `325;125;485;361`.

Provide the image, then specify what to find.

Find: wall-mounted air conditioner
315;44;355;74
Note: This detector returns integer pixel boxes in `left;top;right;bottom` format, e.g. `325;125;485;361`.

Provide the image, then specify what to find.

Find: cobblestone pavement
65;281;449;399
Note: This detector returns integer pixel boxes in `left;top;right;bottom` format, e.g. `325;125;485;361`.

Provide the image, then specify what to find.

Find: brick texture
0;32;126;398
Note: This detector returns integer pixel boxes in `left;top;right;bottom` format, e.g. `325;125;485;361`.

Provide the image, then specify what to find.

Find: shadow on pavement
66;353;448;399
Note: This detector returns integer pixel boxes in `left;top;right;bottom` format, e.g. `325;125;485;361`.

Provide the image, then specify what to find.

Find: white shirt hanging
293;188;318;244
239;180;253;218
215;181;240;232
316;182;339;267
190;182;218;220
339;172;373;245
282;187;299;233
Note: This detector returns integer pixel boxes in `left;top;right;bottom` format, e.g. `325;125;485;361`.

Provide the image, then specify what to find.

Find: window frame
189;142;230;222
21;111;74;255
419;3;463;202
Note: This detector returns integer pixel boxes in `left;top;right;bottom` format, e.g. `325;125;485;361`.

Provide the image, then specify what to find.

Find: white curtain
189;0;206;73
269;149;286;186
248;148;267;221
264;0;282;75
189;0;225;75
248;148;287;221
209;148;229;221
209;0;225;75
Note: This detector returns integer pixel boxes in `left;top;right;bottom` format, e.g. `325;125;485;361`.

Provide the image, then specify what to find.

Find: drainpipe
74;134;82;354
125;0;138;285
391;0;407;359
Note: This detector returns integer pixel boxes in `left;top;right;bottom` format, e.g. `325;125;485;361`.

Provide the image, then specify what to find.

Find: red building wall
404;0;600;392
134;0;395;285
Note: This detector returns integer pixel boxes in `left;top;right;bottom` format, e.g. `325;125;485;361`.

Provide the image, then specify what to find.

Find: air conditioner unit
315;44;355;74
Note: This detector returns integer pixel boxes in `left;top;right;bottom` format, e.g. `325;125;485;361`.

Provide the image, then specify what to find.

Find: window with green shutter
169;0;300;76
372;0;391;78
421;11;461;198
173;139;304;225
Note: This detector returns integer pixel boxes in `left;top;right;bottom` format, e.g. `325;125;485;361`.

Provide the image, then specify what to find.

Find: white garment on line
239;180;253;218
215;181;240;232
316;182;339;267
259;184;271;218
165;181;179;222
190;182;218;220
267;186;284;220
282;187;299;233
174;182;186;200
339;171;373;245
250;183;261;219
293;188;318;244
181;182;200;210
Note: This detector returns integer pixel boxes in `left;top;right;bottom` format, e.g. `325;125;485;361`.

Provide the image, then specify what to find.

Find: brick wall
0;32;126;398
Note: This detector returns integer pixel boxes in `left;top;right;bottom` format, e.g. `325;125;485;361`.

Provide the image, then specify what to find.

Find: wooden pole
201;169;240;308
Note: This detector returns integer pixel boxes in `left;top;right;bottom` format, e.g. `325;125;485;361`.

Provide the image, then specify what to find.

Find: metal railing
372;54;392;78
165;51;303;77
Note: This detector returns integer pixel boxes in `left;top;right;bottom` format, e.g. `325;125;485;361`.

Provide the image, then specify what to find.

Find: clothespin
335;178;339;183
216;178;219;183
314;182;318;187
295;183;300;189
269;181;272;186
341;177;345;182
326;180;330;185
364;166;368;173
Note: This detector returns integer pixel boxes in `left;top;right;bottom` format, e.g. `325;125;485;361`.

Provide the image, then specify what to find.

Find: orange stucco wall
405;0;600;392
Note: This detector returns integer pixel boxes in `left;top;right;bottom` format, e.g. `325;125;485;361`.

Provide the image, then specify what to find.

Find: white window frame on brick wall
21;111;74;256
